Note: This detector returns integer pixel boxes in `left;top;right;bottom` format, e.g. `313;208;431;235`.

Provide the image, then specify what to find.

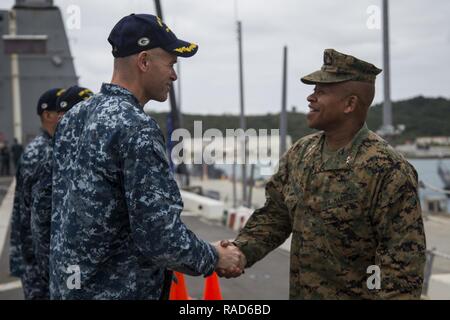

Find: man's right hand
212;240;246;278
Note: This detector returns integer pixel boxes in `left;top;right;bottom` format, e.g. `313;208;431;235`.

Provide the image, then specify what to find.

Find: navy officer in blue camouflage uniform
49;14;245;300
30;86;93;298
9;87;65;299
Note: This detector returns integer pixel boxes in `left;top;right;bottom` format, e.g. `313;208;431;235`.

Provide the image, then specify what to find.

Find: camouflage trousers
21;265;49;300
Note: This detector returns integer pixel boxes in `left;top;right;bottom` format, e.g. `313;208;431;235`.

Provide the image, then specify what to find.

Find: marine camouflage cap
301;49;382;85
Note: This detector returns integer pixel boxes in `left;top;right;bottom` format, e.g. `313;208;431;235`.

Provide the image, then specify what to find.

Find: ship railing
422;248;450;297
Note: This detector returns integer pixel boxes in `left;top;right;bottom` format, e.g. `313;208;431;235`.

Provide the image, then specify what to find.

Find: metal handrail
422;248;450;296
419;180;450;195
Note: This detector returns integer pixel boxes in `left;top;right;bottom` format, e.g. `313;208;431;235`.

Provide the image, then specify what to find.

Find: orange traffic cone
202;272;223;300
169;272;191;300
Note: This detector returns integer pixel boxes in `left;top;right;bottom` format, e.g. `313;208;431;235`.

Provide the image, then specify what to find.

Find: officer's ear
343;95;358;114
41;110;50;121
41;110;58;122
137;50;151;72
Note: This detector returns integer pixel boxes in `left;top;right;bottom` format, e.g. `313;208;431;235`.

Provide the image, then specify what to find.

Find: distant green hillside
148;96;450;145
367;96;450;144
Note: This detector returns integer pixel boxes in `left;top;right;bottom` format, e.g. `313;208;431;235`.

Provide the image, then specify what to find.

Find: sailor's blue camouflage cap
37;88;65;115
56;85;93;112
108;13;198;58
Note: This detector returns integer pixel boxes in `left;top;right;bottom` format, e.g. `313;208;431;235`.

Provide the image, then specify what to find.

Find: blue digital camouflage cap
56;85;93;112
37;88;66;115
108;13;198;58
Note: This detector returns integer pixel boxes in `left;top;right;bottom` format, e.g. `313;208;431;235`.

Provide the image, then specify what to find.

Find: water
409;158;450;209
212;159;450;211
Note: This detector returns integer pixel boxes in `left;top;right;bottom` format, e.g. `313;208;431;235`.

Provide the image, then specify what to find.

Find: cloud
1;0;449;115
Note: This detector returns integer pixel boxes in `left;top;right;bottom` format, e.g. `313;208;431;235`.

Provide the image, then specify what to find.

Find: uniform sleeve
19;159;37;267
234;152;292;267
371;165;426;299
9;164;25;277
10;155;50;297
123;126;218;276
30;156;53;282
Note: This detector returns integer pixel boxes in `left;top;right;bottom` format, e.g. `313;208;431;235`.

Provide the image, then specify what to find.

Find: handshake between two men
212;240;246;278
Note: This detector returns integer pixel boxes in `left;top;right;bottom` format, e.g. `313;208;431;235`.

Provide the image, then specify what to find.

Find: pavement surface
0;176;449;300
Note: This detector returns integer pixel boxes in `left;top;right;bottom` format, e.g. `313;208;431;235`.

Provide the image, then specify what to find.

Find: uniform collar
306;123;370;172
100;83;141;107
40;128;52;140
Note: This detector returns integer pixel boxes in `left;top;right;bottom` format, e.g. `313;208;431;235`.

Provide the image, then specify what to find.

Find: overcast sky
3;0;450;115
